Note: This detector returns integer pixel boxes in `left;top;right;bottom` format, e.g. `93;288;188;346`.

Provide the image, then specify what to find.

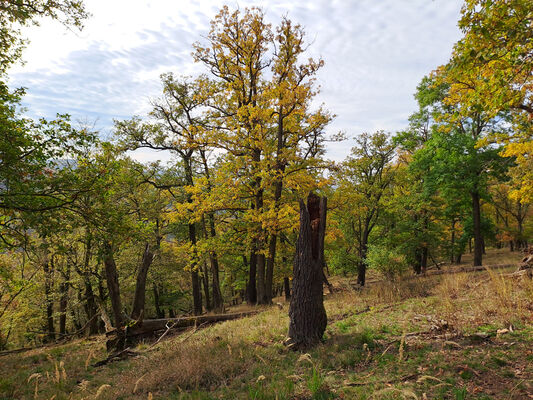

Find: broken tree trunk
518;248;533;271
288;193;328;350
105;311;258;351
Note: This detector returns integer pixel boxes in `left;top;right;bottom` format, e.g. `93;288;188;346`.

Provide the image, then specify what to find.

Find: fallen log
105;311;259;351
518;249;532;271
93;348;139;367
0;346;38;357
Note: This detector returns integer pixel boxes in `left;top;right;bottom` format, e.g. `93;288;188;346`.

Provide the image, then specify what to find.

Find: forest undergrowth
1;250;531;400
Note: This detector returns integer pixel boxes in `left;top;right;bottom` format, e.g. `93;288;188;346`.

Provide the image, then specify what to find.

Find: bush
366;245;408;280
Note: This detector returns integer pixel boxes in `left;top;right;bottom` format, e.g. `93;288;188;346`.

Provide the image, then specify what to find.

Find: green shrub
366;244;409;280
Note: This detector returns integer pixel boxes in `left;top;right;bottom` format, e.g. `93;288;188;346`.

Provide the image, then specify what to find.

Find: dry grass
110;309;289;397
454;247;523;266
1;248;531;400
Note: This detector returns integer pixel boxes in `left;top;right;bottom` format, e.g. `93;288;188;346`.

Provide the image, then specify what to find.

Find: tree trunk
421;246;428;274
96;270;107;333
357;229;369;286
202;261;212;311
413;248;422;275
59;263;71;336
265;168;285;304
288;194;327;350
516;204;525;249
69;305;82;332
284;277;291;301
256;252;266;304
189;223;202;316
265;233;277;304
247;251;257;304
209;252;223;312
472;191;483;266
82;231;99;335
450;220;456;263
153;283;165;319
201;214;222;312
199;151;224;312
130;242;157;322
103;242;124;329
43;257;55;342
251;147;267;305
183;154;202;316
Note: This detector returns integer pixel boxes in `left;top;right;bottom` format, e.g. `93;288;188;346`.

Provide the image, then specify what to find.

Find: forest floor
1;249;532;400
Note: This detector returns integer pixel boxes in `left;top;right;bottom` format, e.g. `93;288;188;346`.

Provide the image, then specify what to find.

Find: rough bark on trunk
472;191;483;266
288;194;327;350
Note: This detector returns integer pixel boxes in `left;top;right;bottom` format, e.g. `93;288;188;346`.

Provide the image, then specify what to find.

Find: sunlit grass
1;249;531;399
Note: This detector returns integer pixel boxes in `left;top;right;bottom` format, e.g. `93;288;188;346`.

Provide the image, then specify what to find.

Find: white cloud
9;0;463;161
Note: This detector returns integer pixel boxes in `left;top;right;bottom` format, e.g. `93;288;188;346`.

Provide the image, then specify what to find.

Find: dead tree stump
288;193;327;350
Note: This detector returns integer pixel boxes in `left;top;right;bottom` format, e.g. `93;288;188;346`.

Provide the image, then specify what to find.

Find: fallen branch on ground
93;348;139;367
105;311;260;352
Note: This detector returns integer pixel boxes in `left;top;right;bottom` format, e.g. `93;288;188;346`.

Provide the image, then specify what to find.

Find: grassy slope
1;249;532;400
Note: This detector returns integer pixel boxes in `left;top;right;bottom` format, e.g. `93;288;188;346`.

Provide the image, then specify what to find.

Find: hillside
1;250;531;400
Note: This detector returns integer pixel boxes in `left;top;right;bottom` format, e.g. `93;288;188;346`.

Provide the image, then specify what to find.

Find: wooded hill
0;0;531;375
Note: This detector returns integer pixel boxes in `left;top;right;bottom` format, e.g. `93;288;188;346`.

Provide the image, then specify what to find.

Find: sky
9;0;464;162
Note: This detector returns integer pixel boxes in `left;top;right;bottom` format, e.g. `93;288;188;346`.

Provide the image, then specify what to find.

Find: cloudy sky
9;0;464;162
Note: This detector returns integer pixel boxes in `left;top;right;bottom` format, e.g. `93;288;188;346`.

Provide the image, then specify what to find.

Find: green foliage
329;131;396;282
366;245;408;280
306;365;333;400
0;2;531;370
0;0;88;73
453;387;468;400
